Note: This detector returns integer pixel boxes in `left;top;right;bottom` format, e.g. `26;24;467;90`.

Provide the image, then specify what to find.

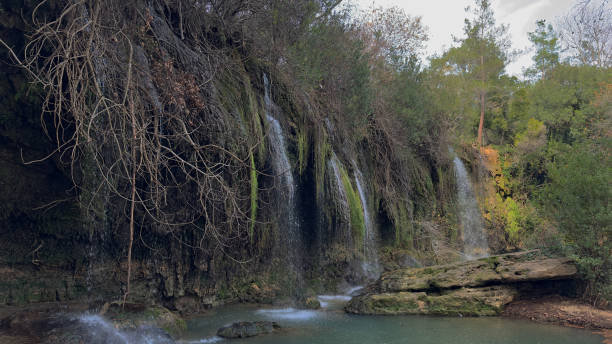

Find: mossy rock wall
0;0;449;308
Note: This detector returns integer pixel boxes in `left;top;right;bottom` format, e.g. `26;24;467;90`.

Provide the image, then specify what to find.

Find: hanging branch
1;0;262;302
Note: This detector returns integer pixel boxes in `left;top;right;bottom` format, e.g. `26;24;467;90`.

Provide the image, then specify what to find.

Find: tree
526;20;560;79
540;143;611;303
357;6;429;70
528;64;610;143
558;0;612;68
429;0;511;146
465;0;511;147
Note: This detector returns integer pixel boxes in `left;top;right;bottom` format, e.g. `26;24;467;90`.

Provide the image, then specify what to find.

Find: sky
354;0;576;77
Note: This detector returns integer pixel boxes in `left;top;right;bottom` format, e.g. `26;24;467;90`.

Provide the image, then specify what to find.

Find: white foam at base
77;314;130;344
255;308;318;320
181;336;223;343
317;295;352;308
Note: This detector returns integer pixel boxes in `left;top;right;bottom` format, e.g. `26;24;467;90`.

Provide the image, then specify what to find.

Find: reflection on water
180;304;604;344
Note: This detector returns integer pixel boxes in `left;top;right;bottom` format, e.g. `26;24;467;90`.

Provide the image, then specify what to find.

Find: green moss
108;304;186;338
339;165;365;245
249;153;258;241
425;295;499;316
243;73;265;163
315;133;330;201
389;202;412;247
481;256;500;270
297;129;308;176
372;296;418;312
422;267;435;275
164;317;187;336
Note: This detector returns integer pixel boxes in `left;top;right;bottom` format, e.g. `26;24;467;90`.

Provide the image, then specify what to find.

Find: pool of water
179;302;604;344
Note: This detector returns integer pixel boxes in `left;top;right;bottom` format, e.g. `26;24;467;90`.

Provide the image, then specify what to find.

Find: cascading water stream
263;74;303;285
452;152;489;259
352;162;381;279
329;154;350;242
73;314;174;344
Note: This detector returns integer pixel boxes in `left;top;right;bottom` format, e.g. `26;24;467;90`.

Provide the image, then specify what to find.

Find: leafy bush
540;143;611;303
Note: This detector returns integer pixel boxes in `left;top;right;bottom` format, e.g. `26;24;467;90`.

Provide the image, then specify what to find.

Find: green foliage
388;60;432;146
428;0;513;145
528;64;610;143
288;13;372;132
540;144;611;301
525;20;560;79
514;118;546;152
502;197;521;243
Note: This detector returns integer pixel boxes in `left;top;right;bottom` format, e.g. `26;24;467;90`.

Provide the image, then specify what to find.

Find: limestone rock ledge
346;250;577;316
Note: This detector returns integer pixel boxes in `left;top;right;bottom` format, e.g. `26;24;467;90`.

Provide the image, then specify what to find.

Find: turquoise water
179;298;604;344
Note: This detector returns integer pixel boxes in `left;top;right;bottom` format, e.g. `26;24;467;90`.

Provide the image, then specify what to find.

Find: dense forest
0;0;609;331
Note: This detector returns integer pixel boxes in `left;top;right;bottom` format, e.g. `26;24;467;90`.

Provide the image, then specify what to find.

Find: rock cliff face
0;1;449;311
346;250;578;316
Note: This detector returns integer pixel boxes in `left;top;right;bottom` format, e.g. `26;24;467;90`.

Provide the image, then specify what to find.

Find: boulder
104;303;186;338
217;321;280;339
0;304;178;344
346;250;578;316
346;286;517;316
304;296;321;309
379;251;576;293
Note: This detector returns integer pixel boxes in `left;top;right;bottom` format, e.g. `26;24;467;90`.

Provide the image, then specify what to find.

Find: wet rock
0;302;180;343
379;250;576;293
104;302;186;338
346;285;518;316
397;254;422;269
304;296;321;309
217;321;280;339
346;250;578;316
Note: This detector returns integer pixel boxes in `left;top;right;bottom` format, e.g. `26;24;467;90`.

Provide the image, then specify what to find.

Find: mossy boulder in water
102;302;186;338
304;296;321;309
346;250;577;316
217;321;280;338
0;303;179;343
346;286;517;316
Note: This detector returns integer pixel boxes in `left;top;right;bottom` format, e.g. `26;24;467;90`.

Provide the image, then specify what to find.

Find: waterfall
352;162;381;279
452;153;489;259
263;74;303;283
266;114;295;197
329;154;350;242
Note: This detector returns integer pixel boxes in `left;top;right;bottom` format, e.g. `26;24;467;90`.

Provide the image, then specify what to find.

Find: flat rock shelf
346;250;578;316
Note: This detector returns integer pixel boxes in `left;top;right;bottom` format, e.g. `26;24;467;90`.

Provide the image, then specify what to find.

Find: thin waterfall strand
452;155;489;259
352;162;381;279
263;74;303;284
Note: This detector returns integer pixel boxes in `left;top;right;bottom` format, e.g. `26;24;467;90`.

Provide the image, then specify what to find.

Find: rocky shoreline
503;295;612;329
2;250;609;343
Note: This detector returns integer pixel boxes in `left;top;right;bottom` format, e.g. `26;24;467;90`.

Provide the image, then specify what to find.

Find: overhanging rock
346;250;577;316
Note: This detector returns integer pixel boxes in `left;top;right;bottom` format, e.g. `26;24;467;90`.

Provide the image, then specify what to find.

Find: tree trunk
478;90;485;147
477;55;485;148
